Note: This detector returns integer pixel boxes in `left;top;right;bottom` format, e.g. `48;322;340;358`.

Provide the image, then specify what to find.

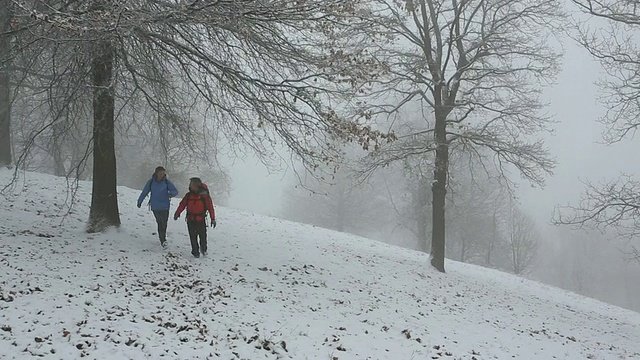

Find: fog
225;158;285;217
4;0;640;313
519;43;640;223
222;41;640;311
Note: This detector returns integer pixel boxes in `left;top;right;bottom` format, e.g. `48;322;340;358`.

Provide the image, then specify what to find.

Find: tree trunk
487;209;497;266
511;234;520;274
87;39;120;232
417;175;430;252
336;185;346;232
431;114;448;272
0;1;11;167
52;121;65;176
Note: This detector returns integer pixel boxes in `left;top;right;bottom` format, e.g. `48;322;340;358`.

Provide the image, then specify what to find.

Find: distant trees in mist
281;149;543;275
532;226;640;312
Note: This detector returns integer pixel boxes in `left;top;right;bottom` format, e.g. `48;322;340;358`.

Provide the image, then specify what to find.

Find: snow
1;169;639;360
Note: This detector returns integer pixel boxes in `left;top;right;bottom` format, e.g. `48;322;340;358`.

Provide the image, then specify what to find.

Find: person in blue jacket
137;166;178;248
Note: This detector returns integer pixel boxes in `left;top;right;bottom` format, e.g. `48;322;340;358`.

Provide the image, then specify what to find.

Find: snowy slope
0;169;639;360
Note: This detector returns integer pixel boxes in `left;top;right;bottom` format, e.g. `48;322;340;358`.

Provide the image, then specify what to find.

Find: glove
137;203;141;209
173;214;179;221
211;219;216;228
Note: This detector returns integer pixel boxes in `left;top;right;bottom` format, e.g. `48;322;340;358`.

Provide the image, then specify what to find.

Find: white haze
221;40;640;312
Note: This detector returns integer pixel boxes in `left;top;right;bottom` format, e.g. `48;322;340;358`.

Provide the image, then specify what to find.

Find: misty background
220;39;640;312
3;0;640;314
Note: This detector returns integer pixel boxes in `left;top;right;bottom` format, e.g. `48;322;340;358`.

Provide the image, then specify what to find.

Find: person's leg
158;210;169;244
152;211;168;245
197;221;207;254
187;221;200;257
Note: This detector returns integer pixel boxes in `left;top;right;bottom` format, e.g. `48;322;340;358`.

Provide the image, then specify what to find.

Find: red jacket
175;184;215;222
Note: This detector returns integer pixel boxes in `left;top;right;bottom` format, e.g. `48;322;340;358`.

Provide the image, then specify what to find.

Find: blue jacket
137;175;179;211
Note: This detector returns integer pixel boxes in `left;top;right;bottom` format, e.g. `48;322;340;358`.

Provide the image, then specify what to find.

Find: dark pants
153;210;169;243
187;220;207;255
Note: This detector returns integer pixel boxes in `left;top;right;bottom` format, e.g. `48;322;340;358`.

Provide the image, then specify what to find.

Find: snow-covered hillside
1;169;639;359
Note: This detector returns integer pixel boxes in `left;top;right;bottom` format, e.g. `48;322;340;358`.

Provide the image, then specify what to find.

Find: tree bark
336;184;346;232
87;39;120;232
417;174;430;252
430;113;448;272
0;1;11;167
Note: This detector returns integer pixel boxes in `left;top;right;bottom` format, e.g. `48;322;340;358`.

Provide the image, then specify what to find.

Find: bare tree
572;0;640;144
555;1;640;260
487;206;501;266
360;0;561;271
0;0;12;167
555;176;640;260
11;30;94;179
12;1;392;232
282;151;391;236
446;166;508;265
507;206;540;275
360;112;436;251
531;226;640;312
88;19;119;231
480;185;511;268
404;161;432;252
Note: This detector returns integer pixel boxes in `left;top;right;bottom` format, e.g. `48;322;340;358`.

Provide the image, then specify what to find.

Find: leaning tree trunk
0;0;11;167
430;112;448;273
87;39;120;232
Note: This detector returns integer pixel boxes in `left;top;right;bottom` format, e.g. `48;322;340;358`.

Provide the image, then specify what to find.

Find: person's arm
206;195;215;221
206;195;216;227
174;194;189;219
167;180;178;198
137;180;151;207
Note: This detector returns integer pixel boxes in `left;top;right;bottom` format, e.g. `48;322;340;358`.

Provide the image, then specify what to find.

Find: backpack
185;184;210;222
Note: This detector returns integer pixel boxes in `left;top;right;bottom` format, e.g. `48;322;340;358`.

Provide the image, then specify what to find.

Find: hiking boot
201;251;207;257
192;252;200;258
160;239;167;249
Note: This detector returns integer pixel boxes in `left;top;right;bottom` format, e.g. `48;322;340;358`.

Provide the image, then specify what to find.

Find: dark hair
155;166;166;173
189;177;202;185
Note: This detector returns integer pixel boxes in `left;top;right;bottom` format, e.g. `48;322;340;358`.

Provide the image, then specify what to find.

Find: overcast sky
519;41;640;227
223;27;640;236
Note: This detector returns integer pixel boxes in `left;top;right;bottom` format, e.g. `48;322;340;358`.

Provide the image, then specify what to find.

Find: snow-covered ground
0;169;639;359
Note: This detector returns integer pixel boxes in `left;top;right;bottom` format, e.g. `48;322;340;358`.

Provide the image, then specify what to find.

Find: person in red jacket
174;177;216;258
